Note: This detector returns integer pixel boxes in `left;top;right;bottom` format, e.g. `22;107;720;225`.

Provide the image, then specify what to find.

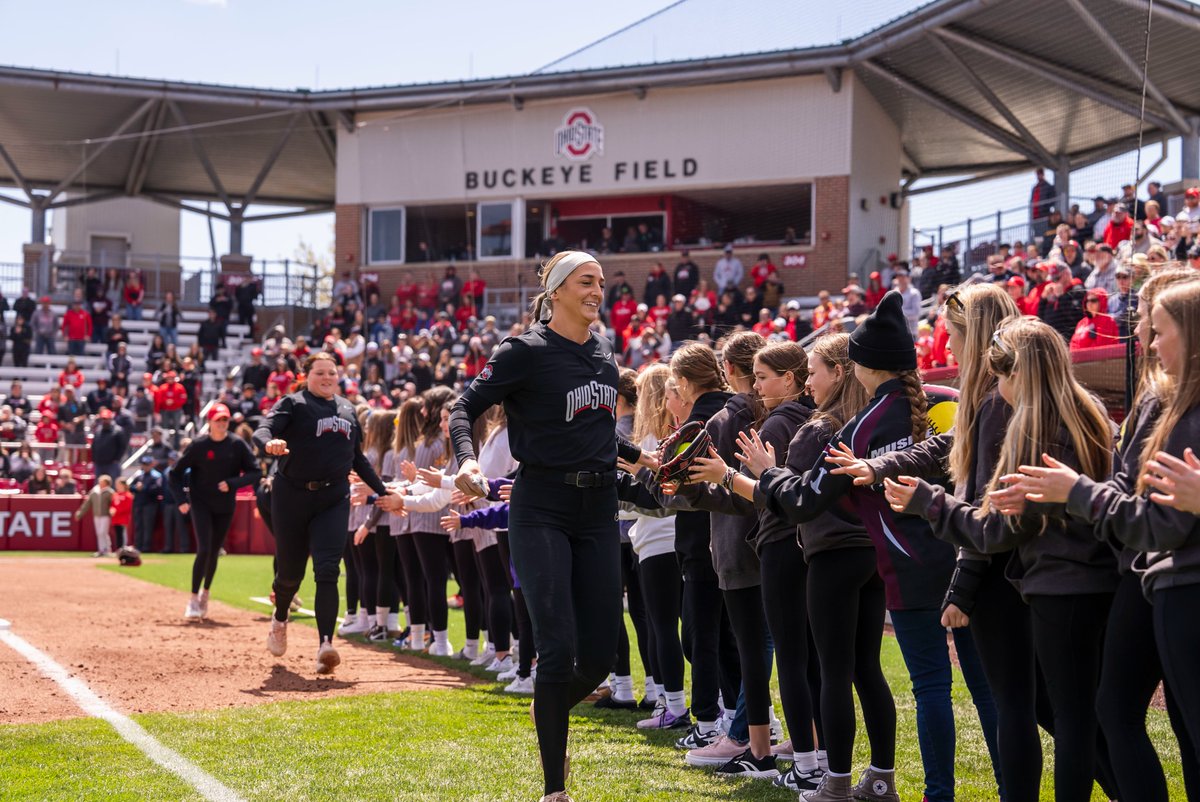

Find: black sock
533;681;570;795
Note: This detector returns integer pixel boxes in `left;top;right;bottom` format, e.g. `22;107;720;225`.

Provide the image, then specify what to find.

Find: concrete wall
847;73;903;283
338;75;853;206
51;195;180;258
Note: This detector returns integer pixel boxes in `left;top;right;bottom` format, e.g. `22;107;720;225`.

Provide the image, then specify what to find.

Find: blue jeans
124;303;142;321
161;327;178;346
890;609;1004;802
67;339;86;356
34;334;55;355
727;610;775;744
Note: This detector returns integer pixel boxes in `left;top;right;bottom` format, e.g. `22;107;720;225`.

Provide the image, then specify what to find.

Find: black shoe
593;693;637;710
675;723;720;750
637;696;657;711
773;765;824;791
366;624;390;642
715;748;779;780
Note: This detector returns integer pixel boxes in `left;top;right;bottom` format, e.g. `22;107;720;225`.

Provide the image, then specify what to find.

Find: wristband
366;493;379;506
722;467;738;492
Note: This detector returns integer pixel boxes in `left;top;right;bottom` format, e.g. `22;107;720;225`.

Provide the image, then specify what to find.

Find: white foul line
249;596;316;618
0;626;246;802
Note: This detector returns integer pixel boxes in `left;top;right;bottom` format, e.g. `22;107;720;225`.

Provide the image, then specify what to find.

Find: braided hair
897;369;928;444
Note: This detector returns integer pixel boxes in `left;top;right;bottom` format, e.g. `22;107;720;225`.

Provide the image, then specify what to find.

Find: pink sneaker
772;738;793;758
636;706;690;730
684;734;750;767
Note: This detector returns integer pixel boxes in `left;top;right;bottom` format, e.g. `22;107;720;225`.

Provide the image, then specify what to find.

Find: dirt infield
0;557;475;725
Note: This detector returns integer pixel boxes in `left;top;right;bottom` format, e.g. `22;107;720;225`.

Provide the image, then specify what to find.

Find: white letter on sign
52;512;72;538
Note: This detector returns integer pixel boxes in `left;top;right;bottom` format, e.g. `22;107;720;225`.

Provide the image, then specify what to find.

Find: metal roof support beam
859;60;1043;165
932;28;1183;134
243;204;335;223
47;98;156;202
924;34;1055;166
125;99;168;195
905;164;1033;196
1109;0;1200;47
308;111;337;167
0;143;33;199
825;67;843;93
46;191;123;210
1069;132;1170;173
0;192;31;209
168;101;232;210
1184;116;1200;179
336;110;354;132
241;113;300;209
144;192;231;221
1061;0;1192;136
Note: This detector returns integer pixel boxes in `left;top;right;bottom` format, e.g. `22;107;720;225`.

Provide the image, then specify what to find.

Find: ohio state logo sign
554;108;605;161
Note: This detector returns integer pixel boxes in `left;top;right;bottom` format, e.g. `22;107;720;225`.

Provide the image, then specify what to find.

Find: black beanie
848;290;917;371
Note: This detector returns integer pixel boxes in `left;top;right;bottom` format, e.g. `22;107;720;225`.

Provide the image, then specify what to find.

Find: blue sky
0;0;1181;269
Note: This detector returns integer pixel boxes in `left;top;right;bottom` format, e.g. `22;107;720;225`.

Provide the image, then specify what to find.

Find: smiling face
806;352;840;407
306;357;340;399
553;262;604;326
1151;302;1183;377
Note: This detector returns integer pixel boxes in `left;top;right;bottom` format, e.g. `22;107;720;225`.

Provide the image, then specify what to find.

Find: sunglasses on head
944;289;965;314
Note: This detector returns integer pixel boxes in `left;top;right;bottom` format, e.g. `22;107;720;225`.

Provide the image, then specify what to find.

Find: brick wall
336;176;852;306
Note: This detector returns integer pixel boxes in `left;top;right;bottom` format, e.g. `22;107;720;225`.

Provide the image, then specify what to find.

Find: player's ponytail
898;369;928;444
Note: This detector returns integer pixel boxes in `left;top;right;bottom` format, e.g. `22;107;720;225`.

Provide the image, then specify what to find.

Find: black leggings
807;547;895;775
1029;592;1113;802
395;535;428;628
412;532;450;631
681;576;741;722
1154;583;1200;787
723;585;773;728
271;479;349;642
965;555;1043;802
639;552;685;692
613;542;651;677
358;527;399;613
189;500;235;594
452;539;484;640
475;544;513;652
508;477;621;796
514;586;535;677
759;537;819;752
357;531;379;610
1098;571;1177;802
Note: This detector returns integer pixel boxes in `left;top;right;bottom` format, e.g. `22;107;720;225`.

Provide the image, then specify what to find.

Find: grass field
0;553;1187;801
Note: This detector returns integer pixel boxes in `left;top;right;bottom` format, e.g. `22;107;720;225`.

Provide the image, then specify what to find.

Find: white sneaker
454;642;480;661
504;675;535;694
339;614;369;636
315;640;340;675
184;599;203;621
267;619;288;657
497;665;520;681
197;590;209;619
469;646;496;667
485;655;514;674
429;640;454;657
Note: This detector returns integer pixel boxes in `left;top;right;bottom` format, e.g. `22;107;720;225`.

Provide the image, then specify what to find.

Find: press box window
369;208;406;264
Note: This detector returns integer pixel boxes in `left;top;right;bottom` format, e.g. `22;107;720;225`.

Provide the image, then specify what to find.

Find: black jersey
252;389;388;495
170;434;260;514
451;323;637;473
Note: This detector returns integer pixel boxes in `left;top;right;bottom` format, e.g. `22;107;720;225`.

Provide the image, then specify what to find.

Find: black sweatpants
514;586;535;677
1154;583;1200;785
1029;592;1113;802
452;539;484;640
271;479;350;642
508;475;621;796
639;551;685;692
760;537;819;752
612;541;651;677
189;499;235;594
475;544;513;652
807;547;895;775
412;532;450;632
395;534;428;629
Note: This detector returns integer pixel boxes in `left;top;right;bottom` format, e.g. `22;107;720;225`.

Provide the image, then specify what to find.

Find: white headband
545;251;598;296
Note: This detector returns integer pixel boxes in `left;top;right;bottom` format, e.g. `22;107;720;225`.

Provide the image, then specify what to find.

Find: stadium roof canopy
0;0;1197;228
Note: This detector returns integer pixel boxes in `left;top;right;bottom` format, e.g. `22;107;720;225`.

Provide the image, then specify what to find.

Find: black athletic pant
496;530;519;643
395;534;428;629
188;499;234;594
475;544;512;652
343;538;360;614
508;476;621;797
807;547;895;775
373;527;398;612
358;530;380;611
639;552;685;692
452;539;484;640
1029;592;1113;802
412;532;450;632
612;541;651;677
760;537;819;752
514;586;535;678
1154;583;1200;787
724;585;773;729
682;575;741;722
271;479;349;642
134;504;159;552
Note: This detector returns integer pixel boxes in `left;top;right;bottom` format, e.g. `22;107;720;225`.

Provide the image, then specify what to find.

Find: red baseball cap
251;347;263;356
1187;187;1200;199
207;403;231;421
1006;275;1026;289
98;408;114;419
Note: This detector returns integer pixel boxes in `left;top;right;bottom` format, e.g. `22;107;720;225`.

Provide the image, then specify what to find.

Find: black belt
281;474;339;492
520;465;617;488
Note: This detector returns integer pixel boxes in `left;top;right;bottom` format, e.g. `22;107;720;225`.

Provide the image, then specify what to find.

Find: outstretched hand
882;476;919;513
825;441;875;486
687;446;729;485
1144;448;1200;513
734;429;775;478
1012;453;1079;503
